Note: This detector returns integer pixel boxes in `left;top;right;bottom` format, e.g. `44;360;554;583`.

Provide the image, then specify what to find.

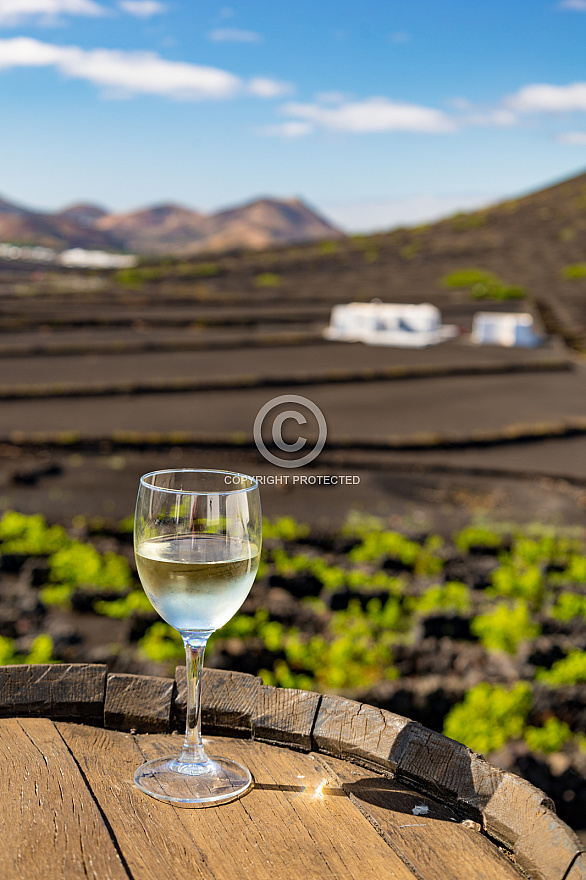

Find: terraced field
2;198;586;537
0;509;585;836
3;170;586;840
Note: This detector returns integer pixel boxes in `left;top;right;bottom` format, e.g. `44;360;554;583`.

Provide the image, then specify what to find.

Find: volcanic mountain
55;204;109;228
0;194;343;255
0;196;116;250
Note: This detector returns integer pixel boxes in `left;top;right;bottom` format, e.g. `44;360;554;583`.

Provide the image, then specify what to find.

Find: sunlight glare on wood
311;777;329;801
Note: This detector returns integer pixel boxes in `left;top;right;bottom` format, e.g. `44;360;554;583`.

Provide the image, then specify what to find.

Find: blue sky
2;0;586;231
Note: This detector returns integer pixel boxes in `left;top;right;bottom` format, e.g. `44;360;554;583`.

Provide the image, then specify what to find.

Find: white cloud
118;1;166;18
260;121;314;138
0;35;63;64
463;108;518;127
558;131;586;144
0;0;105;25
452;80;586;127
315;90;349;104
322;193;497;234
208;28;261;43
248;76;292;98
0;36;288;99
558;0;586;10
280;96;454;134
506;82;586;113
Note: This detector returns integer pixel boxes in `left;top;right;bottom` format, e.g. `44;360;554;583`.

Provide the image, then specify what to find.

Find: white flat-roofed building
58;249;137;269
470;312;541;347
323;302;459;348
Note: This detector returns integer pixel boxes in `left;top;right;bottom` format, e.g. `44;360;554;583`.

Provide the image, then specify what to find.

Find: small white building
323;302;459;348
58;249;137;269
470;312;541;348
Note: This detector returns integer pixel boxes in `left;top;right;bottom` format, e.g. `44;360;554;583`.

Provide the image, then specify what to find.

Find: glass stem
179;632;211;764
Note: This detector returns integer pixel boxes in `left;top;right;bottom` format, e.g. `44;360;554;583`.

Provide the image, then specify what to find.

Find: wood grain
140;730;419;880
252;684;321;750
318;754;523;880
174;666;260;736
60;722;419;880
104;673;174;733
0;664;579;880
312;694;412;770
60;723;216;880
0;718;128;880
513;811;585;880
173;665;187;730
482;771;557;847
566;854;586;880
457;755;509;817
393;724;498;809
0;663;106;723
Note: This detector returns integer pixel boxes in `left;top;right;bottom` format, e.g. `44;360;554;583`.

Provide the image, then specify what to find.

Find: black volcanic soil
0;369;583;441
1;516;585;834
0;339;562;388
2;445;586;536
2;169;586;839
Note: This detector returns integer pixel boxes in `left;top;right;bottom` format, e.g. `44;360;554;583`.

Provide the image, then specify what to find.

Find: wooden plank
0;663;106;723
252;684;321;750
143;730;419;880
513;811;585;880
174;666;260;736
461;755;505;817
104;673;174;733
59;722;419;880
566;854;586;880
0;718;129;880
481;771;557;848
173;665;187;730
59;723;212;880
393;724;503;816
319;754;523;880
312;694;413;770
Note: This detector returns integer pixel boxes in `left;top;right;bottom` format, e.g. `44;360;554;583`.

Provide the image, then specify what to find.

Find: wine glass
133;468;261;807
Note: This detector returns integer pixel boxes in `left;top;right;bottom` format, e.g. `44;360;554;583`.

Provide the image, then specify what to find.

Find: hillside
2;168;586;837
0;195;118;250
0;193;342;255
70;167;585;350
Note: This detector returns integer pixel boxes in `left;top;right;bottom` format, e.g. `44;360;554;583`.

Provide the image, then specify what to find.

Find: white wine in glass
133;469;261;807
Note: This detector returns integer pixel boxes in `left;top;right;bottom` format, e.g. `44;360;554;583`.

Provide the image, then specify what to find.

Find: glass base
133;755;253;807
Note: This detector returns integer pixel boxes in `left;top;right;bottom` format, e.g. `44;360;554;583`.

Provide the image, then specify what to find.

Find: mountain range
0;194;343;255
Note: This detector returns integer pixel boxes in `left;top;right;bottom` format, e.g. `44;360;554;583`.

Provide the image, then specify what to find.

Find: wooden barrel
0;663;583;880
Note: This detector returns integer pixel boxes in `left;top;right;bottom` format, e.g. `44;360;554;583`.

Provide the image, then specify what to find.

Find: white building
470;312;541;348
58;249;137;269
323;302;459;348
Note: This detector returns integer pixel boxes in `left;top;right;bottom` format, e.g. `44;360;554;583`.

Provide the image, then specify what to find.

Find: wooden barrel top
0;663;584;880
